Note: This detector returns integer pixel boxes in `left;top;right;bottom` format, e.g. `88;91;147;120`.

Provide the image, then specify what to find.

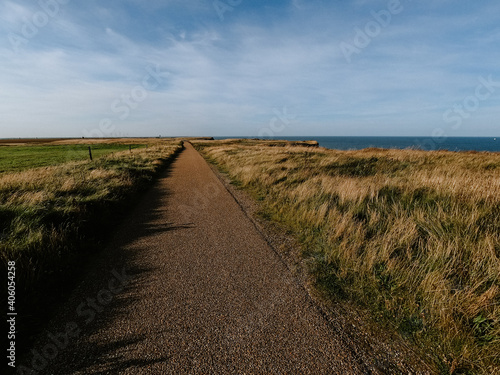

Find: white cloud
0;1;499;137
0;1;35;28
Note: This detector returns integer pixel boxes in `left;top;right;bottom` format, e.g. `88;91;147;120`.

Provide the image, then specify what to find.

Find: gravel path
18;143;430;374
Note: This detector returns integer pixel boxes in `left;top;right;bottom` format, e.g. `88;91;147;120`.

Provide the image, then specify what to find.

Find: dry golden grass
195;140;500;375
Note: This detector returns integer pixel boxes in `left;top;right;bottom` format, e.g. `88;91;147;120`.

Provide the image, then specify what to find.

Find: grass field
0;139;183;352
194;139;500;375
0;144;146;173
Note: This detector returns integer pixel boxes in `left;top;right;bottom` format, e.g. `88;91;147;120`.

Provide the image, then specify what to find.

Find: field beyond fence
0;143;147;174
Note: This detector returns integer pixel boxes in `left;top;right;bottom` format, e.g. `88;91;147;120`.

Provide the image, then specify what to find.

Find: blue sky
1;0;499;138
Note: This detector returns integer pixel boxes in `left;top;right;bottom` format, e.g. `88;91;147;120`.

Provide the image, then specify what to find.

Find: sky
0;0;499;138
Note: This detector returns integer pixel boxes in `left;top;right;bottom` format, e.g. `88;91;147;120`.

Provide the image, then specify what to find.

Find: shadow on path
17;160;188;374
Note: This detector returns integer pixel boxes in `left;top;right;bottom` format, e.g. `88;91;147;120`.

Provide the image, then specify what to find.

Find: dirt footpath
18;143;432;374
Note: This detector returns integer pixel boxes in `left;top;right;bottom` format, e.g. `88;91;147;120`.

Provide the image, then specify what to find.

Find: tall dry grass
196;140;500;374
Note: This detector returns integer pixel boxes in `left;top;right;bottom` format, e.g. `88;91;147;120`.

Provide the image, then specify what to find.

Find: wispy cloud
0;0;499;137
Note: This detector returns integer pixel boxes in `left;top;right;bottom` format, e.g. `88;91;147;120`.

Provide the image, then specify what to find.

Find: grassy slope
0;141;183;353
194;139;500;375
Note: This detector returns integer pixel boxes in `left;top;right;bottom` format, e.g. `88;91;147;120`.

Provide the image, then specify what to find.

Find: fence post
88;146;93;161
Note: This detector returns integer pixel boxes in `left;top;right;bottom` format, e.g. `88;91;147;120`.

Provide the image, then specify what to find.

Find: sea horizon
1;136;499;152
214;136;500;152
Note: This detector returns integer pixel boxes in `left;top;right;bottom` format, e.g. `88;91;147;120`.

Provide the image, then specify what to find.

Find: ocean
214;136;500;152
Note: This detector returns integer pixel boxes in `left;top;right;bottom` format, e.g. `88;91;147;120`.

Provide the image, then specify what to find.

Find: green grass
0;144;145;173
